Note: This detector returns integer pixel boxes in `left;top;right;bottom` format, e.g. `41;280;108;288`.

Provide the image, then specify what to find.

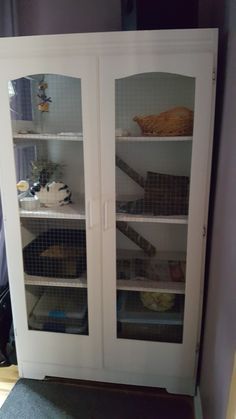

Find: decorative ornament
37;77;52;112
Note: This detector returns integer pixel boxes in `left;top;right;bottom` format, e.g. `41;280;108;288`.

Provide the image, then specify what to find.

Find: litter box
28;288;88;334
23;229;86;278
117;291;184;343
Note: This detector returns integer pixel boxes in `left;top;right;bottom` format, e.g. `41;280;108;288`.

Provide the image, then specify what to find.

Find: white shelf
19;203;85;220
116;136;192;142
25;274;87;288
117;249;186;261
13;133;83;141
116;213;188;224
117;280;185;294
19;204;187;224
117;250;186;293
14;134;191;142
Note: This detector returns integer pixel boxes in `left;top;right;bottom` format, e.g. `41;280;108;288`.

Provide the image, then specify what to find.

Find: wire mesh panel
8;74;88;336
117;291;184;343
22;219;87;279
26;286;88;335
115;72;195;343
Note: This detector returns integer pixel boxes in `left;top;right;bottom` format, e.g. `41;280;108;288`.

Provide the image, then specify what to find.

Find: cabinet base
20;360;196;396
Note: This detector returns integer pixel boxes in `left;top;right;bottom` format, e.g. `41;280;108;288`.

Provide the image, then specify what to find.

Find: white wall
198;0;236;418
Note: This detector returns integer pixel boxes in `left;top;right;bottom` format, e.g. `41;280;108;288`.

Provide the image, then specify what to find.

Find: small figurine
38;81;48;90
30;169;72;207
31;179;72;207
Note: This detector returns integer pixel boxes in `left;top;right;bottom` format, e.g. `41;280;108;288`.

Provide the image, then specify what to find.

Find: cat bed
133;107;193;136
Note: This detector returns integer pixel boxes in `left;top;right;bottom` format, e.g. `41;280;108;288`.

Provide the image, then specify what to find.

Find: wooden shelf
19;203;85;220
116;136;192;142
24;274;87;288
14;133;83;141
117;279;185;294
116;213;188;224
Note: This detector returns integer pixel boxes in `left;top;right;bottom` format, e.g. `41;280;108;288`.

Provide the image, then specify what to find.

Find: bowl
20;197;40;211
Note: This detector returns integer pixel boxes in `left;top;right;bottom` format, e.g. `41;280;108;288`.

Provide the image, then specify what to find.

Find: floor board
0;365;19;408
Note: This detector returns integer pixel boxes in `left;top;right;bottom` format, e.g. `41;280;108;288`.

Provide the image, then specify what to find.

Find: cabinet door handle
87;200;93;229
104;201;108;230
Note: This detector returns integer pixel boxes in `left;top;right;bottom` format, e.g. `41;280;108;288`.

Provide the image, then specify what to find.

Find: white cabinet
0;29;218;395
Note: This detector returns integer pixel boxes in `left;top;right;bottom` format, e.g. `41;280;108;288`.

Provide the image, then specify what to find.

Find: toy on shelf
16;159;72;209
140;292;176;312
30;167;72;207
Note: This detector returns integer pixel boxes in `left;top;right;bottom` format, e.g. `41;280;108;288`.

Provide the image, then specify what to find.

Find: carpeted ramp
0;378;194;419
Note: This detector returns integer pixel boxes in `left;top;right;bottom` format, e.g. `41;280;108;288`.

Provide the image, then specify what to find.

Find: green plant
30;159;64;183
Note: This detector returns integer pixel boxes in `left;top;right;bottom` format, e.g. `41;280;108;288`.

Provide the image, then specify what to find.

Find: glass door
115;72;193;344
100;52;214;384
11;74;88;336
0;55;102;371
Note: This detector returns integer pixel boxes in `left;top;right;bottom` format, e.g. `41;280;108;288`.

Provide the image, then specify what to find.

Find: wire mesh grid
117;291;184;343
10;74;83;135
9;74;88;335
115;72;195;136
26;285;88;335
23;219;87;279
115;72;194;220
115;72;193;342
117;256;186;282
22;219;88;335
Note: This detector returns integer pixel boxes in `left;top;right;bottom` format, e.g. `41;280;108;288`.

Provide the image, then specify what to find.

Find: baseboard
194;387;203;419
20;361;195;395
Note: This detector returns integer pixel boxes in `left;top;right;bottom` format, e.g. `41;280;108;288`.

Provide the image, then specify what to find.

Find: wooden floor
0;365;19;408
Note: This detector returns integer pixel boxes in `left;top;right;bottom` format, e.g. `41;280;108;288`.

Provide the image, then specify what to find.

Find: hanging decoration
37;77;52;112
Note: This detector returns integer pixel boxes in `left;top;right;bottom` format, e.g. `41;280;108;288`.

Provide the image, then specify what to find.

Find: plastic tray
117;292;184;325
32;288;87;321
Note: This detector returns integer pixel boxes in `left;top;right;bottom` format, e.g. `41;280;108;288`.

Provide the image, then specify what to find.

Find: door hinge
212;68;216;82
203;225;207;238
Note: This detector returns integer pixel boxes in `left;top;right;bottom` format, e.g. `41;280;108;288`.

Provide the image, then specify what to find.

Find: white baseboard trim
194;387;203;419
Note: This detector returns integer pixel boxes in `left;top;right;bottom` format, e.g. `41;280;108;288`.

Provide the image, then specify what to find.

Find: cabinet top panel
0;29;218;59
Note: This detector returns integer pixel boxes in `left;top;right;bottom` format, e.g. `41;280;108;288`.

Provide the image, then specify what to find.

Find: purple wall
16;0;121;35
199;0;236;418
